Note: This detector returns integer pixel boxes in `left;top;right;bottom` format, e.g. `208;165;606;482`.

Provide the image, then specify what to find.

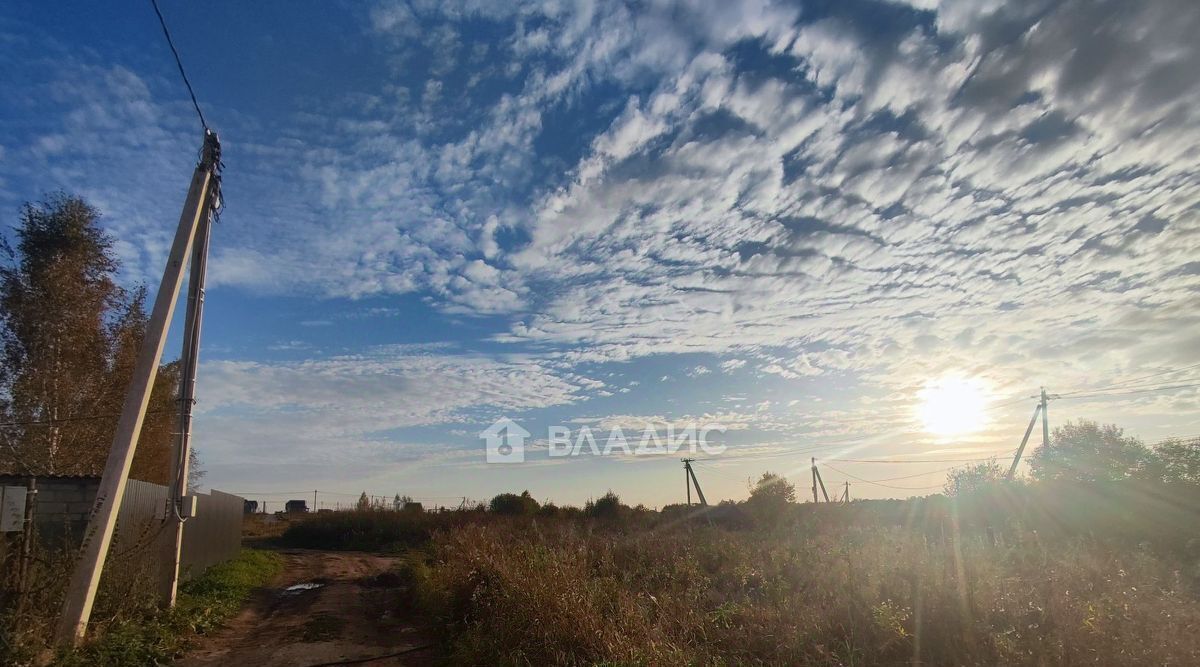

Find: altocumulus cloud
2;0;1198;473
194;346;602;466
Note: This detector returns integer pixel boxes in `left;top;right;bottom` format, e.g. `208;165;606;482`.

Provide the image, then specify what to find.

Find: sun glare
917;376;990;437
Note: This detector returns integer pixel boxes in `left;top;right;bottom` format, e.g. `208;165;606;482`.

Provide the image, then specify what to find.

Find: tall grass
56;549;281;666
398;520;1199;666
0;545;280;666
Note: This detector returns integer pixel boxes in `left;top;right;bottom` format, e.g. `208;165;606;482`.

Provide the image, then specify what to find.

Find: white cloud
194;345;600;465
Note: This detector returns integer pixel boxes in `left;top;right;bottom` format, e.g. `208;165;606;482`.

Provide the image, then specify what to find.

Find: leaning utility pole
681;459;707;506
1006;388;1058;479
57;131;222;647
810;458;830;503
814;460;830;503
1006;401;1043;479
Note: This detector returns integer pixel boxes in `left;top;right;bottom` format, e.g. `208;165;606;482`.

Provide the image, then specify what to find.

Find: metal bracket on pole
56;131;221;647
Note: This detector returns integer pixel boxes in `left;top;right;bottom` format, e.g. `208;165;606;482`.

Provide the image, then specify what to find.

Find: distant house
243;499;259;514
285;499;309;513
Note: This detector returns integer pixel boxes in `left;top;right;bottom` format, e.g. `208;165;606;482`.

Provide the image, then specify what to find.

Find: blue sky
2;0;1198;508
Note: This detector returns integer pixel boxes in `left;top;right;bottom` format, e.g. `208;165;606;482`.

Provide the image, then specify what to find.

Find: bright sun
917;376;990;437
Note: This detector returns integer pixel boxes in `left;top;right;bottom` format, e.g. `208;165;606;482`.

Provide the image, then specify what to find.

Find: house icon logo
480;417;531;463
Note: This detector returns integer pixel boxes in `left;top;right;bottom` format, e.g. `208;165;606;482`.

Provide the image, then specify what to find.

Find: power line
1057;362;1200;396
821;462;951;491
824;453;1011;464
1057;376;1200;397
150;0;208;130
1056;382;1200;401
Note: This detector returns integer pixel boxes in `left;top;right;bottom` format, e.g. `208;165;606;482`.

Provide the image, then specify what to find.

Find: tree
0;194;183;482
1144;438;1200;485
1029;420;1154;483
744;471;795;526
748;471;795;503
489;490;540;516
584;491;624;519
356;491;371;510
944;459;1004;496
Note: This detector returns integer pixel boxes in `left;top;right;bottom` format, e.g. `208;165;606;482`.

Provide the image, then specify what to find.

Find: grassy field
277;487;1200;666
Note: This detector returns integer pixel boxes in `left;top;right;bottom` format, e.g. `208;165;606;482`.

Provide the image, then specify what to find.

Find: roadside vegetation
402;519;1197;665
0;549;279;666
56;549;281;667
275;423;1200;666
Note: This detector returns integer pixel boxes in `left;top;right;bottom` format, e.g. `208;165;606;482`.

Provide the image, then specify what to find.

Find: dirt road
177;550;437;667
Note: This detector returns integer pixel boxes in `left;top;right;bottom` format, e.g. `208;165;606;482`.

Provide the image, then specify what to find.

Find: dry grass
398;519;1200;666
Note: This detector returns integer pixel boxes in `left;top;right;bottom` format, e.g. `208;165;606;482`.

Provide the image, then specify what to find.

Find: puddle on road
283;582;324;594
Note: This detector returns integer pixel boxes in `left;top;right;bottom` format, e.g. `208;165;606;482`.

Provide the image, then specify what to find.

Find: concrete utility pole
159;153;219;605
1007;402;1043;479
843;481;850;503
56;131;222;647
686;458;696;506
814;463;830;503
811;457;818;503
1040;387;1051;448
681;459;707;506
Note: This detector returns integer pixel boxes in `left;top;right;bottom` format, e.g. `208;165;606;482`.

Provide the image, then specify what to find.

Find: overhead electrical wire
150;0;208;130
822;453;1013;464
1058;377;1200;397
1056;361;1200;397
821;462;954;491
1055;381;1200;401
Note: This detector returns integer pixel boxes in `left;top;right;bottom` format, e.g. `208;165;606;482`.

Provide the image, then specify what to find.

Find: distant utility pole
1040;387;1051;448
681;459;708;506
1006;387;1059;479
57;131;223;647
842;481;850;503
810;458;830;503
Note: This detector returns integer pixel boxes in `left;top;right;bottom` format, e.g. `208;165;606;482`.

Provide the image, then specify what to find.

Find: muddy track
177;549;437;667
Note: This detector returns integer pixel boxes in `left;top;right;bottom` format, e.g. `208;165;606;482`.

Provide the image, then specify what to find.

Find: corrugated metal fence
180;489;243;578
91;478;244;582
